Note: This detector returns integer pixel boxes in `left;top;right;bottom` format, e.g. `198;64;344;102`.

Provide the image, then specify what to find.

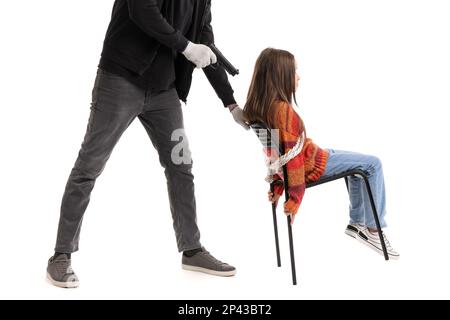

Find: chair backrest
249;122;283;154
250;122;289;196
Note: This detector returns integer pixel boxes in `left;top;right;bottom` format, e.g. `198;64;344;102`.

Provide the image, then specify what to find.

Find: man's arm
127;0;188;52
200;8;249;129
200;8;237;107
128;0;216;69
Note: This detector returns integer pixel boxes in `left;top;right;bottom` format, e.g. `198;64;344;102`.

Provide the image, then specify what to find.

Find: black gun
208;44;240;76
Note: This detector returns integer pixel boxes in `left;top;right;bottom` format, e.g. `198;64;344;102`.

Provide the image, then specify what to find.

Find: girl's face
295;61;300;91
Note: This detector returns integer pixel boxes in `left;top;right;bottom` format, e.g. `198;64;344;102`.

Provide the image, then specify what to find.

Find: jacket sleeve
274;104;306;215
127;0;189;52
199;7;236;107
272;174;285;196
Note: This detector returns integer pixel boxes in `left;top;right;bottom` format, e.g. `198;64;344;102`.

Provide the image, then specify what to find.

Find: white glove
182;41;217;69
229;105;250;130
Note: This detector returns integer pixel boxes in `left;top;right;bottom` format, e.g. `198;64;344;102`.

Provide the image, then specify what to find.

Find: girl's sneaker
344;224;365;239
356;228;400;260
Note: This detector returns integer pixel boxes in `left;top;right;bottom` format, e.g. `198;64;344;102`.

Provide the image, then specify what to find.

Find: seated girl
243;48;399;259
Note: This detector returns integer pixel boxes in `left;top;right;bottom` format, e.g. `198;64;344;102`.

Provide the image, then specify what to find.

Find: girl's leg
347;175;367;226
321;149;387;228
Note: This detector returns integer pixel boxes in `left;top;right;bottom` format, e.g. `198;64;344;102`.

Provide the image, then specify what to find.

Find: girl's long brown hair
244;48;298;129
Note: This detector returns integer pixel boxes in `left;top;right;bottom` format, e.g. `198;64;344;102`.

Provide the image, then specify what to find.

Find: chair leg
281;161;297;285
361;175;389;261
270;183;281;267
287;216;297;285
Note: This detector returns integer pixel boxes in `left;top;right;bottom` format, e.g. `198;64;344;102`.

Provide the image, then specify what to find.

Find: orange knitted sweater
268;102;329;215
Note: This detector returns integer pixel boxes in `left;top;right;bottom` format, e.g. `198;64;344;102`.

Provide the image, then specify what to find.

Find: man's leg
48;70;146;288
138;89;201;252
138;89;236;276
55;69;145;253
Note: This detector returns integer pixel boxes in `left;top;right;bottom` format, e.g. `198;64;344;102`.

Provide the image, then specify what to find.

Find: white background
1;0;449;300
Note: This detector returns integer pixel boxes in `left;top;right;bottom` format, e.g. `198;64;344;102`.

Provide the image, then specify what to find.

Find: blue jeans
321;149;387;228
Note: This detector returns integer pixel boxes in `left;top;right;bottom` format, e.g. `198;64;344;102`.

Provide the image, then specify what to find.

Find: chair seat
306;169;368;188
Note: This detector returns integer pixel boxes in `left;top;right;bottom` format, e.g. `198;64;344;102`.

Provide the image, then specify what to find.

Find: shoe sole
46;272;79;288
356;233;400;260
344;229;358;239
182;264;237;277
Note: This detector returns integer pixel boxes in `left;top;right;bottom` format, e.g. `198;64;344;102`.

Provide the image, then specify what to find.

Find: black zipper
199;0;211;38
182;0;211;104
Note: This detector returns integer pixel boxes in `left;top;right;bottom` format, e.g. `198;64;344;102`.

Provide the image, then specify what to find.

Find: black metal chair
250;122;389;286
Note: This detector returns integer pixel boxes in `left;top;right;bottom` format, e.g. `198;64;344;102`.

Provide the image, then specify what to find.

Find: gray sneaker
46;254;79;288
182;248;236;277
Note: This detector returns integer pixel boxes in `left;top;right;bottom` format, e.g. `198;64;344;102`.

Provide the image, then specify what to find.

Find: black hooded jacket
99;0;236;106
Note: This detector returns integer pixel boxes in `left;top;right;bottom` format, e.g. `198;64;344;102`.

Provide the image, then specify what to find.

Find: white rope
265;131;306;183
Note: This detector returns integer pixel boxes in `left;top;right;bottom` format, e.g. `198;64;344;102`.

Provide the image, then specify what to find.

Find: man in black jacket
47;0;245;288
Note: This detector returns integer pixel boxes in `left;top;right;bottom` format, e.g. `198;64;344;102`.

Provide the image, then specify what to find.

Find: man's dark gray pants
54;69;201;253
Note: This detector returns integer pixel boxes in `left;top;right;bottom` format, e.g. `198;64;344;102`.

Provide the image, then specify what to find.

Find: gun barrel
209;44;239;76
